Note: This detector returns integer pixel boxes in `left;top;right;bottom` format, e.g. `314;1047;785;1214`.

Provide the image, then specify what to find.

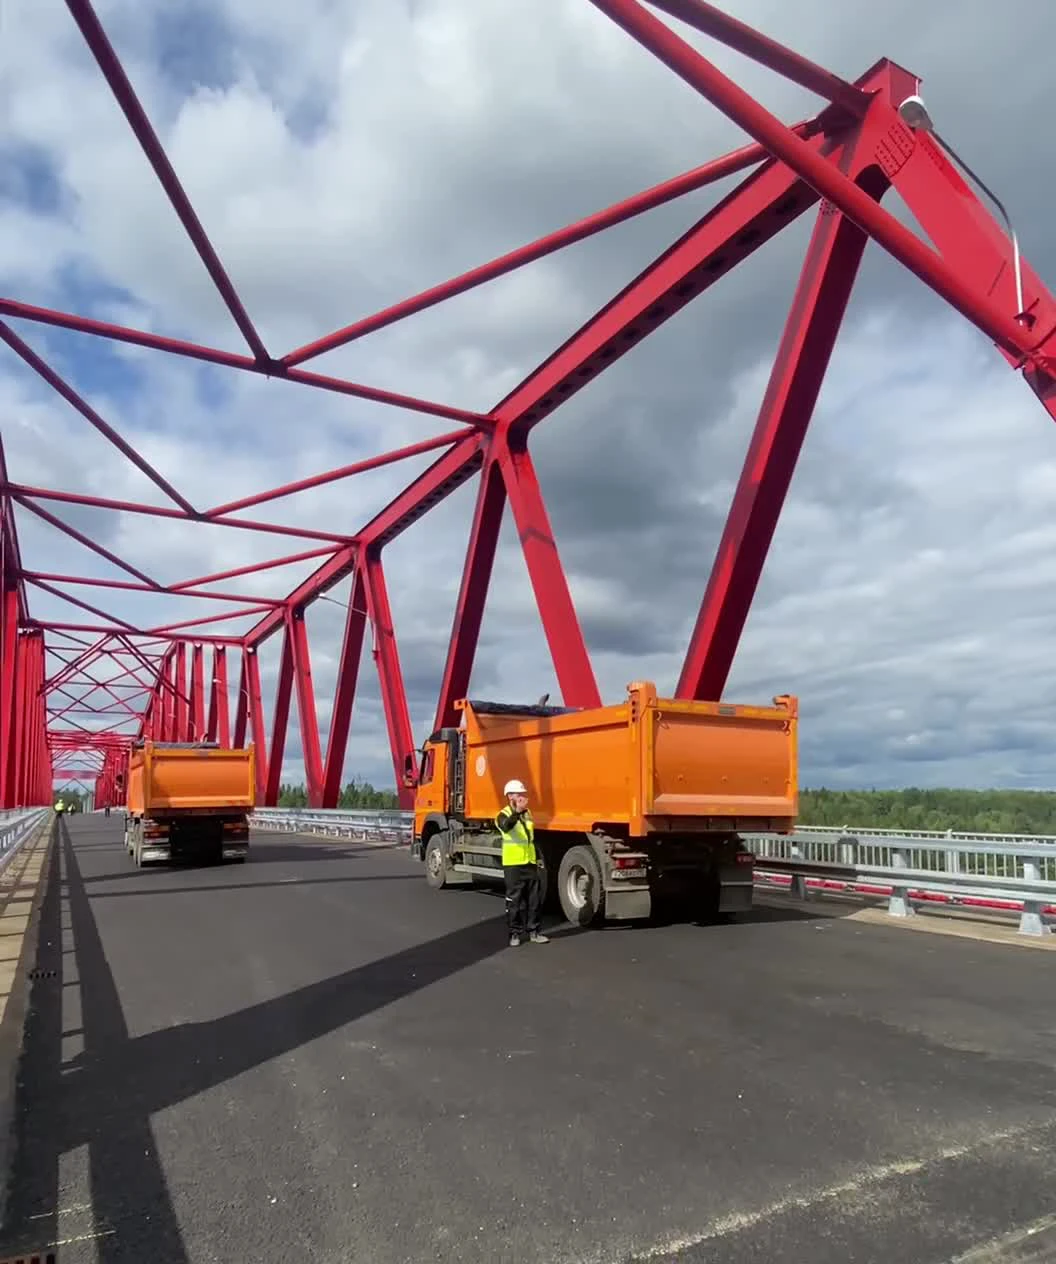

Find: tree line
799;788;1056;836
274;781;1056;836
277;779;400;810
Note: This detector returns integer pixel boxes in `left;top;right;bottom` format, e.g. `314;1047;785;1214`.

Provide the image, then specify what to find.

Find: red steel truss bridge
2;0;1055;812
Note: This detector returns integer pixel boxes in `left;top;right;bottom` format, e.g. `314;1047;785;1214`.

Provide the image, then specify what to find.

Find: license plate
613;866;647;880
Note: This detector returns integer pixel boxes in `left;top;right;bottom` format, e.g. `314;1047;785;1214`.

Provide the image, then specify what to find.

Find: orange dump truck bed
457;680;797;836
127;741;256;815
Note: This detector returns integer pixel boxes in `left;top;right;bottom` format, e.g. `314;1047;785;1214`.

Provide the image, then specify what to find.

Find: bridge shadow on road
1;820;507;1261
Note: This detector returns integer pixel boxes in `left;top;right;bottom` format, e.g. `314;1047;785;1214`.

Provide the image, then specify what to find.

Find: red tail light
611;853;648;870
736;852;755;865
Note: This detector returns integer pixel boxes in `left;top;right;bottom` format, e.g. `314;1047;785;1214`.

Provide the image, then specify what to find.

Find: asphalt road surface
4;815;1056;1263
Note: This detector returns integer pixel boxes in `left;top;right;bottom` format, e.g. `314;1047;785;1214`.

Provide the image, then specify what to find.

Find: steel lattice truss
2;0;1055;810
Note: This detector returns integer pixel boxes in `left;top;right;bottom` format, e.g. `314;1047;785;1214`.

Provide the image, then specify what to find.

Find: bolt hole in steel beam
0;1;1053;804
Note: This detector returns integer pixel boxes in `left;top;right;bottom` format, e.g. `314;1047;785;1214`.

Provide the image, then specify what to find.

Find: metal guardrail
248;810;1056;938
0;809;50;873
744;830;1056;937
249;807;412;845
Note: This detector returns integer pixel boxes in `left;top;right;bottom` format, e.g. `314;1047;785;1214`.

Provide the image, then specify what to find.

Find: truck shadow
1;820;508;1262
445;877;851;930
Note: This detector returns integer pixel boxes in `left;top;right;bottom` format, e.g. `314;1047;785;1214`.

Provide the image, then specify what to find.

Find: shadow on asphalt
77;839;404;885
1;820;507;1262
452;877;845;931
87;873;423;900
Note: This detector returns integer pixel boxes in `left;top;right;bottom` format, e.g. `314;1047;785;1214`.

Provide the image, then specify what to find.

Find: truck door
416;741;449;817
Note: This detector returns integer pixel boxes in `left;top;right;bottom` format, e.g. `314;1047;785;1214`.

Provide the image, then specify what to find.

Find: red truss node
2;0;1055;809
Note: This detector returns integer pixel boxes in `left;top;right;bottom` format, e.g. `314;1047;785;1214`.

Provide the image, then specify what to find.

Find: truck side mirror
402;753;417;788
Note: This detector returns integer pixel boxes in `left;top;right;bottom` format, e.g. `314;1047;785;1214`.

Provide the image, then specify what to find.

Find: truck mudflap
716;850;756;913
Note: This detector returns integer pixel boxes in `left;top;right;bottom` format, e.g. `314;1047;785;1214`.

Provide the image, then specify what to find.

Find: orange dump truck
124;740;256;867
409;680;797;926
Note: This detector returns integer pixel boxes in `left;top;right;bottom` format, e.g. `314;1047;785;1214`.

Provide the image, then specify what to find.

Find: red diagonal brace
265;629;294;806
322;569;368;808
499;440;600;709
678;163;884;699
289;609;324;807
189;644;205;740
208;647;230;746
434;454;507;731
361;553;416;806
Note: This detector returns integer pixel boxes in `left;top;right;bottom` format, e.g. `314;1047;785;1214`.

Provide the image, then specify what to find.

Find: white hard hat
504;779;527;795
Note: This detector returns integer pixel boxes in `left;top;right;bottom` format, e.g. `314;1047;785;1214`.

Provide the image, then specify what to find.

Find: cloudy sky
2;0;1054;793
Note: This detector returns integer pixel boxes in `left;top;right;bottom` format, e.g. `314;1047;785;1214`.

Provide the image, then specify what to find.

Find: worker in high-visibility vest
495;779;548;947
54;798;65;814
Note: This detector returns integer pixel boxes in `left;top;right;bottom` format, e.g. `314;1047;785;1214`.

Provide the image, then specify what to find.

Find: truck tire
557;844;605;927
424;833;448;890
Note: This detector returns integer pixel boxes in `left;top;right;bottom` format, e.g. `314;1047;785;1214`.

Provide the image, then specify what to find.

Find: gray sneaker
529;932;549;944
509;934;521;947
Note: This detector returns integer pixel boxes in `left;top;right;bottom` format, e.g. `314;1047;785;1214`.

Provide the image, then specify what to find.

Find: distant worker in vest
54;798;65;815
496;779;549;947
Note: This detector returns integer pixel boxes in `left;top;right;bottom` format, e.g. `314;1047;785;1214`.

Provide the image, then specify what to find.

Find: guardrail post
887;846;915;918
789;840;807;901
1018;858;1050;937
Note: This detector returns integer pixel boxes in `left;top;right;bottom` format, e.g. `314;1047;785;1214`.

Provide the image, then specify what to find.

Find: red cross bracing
2;0;1055;811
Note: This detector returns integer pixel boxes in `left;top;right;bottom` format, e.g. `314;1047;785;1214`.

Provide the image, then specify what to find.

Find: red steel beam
14;495;159;587
587;0;1054;376
6;484;353;546
0;298;488;426
204;429;470;518
245;650;268;802
207;647;231;746
0;586;18;807
189;643;205;740
31;621;247;645
244;436;483;648
644;0;869;112
321;568;368;808
499;440;600;708
679;161;885;699
63;0;270;363
23;572;284;607
0;320;196;513
173;643;188;740
493;140;836;448
171;546;338;592
289;610;324;807
281;127;815;367
433;455;506;731
361;554;416;806
265;630;294;806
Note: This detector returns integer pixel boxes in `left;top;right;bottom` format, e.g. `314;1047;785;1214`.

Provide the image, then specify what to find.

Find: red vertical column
322;569;367;808
677;169;883;699
0;587;18;808
499;439;600;709
173;642;188;740
289;609;324;807
189;643;205;740
264;629;294;807
245;648;267;802
162;651;177;740
233;651;248;747
210;646;230;746
434;455;506;732
11;634;26;806
361;552;416;808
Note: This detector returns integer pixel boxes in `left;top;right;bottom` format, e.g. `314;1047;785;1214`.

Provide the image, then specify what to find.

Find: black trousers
504;863;542;935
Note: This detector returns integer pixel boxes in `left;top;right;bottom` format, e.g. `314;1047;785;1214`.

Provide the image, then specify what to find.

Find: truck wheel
558;844;605;927
424;834;448;890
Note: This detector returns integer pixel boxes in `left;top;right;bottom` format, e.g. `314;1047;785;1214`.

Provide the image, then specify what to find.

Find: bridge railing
248;809;1056;938
0;809;50;873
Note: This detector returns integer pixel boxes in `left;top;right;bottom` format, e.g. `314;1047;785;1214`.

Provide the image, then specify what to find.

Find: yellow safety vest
496;808;536;866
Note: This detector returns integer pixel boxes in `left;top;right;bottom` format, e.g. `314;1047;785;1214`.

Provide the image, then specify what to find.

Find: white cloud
2;0;1054;792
